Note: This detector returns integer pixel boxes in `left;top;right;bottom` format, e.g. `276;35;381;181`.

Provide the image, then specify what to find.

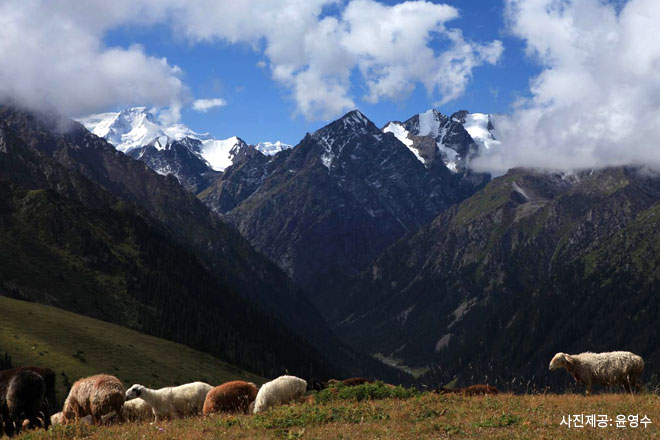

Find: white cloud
169;0;502;119
0;0;185;118
473;0;660;175
191;98;227;112
0;0;502;121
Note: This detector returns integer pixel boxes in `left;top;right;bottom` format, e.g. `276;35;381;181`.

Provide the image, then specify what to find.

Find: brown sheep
462;384;498;396
63;374;125;425
297;394;315;404
341;377;373;387
326;377;374;387
437;384;498;396
203;381;258;415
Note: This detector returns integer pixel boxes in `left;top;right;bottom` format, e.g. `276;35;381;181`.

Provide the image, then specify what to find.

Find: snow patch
434;334;451;352
448;299;477;328
512;182;530;201
396;305;415;325
418;109;441;137
318;136;334;169
383;122;425;165
255;141;293;156
464;113;500;151
199;137;243;171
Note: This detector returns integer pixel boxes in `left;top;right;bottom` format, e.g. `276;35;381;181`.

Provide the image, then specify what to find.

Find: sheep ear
563;354;575;366
136;389;141;397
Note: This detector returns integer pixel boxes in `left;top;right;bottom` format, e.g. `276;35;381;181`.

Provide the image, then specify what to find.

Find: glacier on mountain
77;107;292;172
383;109;497;173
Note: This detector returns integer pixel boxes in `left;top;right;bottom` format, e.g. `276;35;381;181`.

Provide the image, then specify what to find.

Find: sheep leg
40;401;51;430
27;413;41;429
4;421;13;438
1;406;13;437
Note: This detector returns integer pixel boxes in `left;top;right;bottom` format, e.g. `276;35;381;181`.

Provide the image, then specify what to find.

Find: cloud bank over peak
0;0;502;122
473;0;660;175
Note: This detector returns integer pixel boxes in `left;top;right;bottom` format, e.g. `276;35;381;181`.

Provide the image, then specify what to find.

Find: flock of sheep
0;350;646;437
0;371;316;437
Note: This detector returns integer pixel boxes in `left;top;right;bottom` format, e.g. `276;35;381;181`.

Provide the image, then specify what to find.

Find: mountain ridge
334;166;660;388
0;104;406;383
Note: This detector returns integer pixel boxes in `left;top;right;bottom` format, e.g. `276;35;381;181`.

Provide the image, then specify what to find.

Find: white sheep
52;409;115;426
50;411;64;426
121;397;153;422
549;351;644;394
125;382;213;422
252;375;307;414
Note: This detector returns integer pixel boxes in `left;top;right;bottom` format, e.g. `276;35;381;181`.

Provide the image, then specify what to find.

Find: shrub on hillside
314;381;417;403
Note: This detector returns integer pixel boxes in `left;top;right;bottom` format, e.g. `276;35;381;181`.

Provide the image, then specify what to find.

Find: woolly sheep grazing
252;375;307;414
1;367;55;422
203;381;258;415
125;382;212;422
50;411;64;426
437;384;498;396
341;377;373;387
63;374;125;425
121;398;152;422
3;371;45;437
549;351;644;394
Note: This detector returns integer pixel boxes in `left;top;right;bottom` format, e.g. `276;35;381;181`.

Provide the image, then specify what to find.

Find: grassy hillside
0;296;264;405
11;389;660;439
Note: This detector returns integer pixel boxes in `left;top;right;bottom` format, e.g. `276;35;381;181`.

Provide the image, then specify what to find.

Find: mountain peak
311;110;383;169
450;110;470;124
77;108;291;175
315;109;378;137
341;109;370;125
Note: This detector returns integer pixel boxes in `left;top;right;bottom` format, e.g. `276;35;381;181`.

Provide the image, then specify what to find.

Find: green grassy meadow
0;296;265;405
9;387;660;439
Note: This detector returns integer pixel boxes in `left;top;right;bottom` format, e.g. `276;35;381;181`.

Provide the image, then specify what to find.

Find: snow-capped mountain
383;109;497;172
77;107;292;172
255;141;293;156
211;109;483;312
77;107;208;153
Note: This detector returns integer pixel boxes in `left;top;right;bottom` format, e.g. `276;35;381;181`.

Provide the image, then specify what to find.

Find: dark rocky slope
336;167;660;389
0;105;403;382
204;111;484;317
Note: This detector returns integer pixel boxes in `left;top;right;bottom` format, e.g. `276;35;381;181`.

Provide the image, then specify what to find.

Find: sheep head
549;353;575;371
125;384;144;400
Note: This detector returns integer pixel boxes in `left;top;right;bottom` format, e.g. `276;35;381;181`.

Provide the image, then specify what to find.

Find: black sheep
0;367;54;430
1;371;45;437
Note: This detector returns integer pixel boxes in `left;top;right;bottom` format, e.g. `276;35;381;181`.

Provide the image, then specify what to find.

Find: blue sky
8;0;655;173
102;0;540;145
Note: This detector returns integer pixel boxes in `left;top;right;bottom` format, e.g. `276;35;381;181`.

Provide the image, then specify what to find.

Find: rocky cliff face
206;110;485;316
335;167;660;389
127;137;221;193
